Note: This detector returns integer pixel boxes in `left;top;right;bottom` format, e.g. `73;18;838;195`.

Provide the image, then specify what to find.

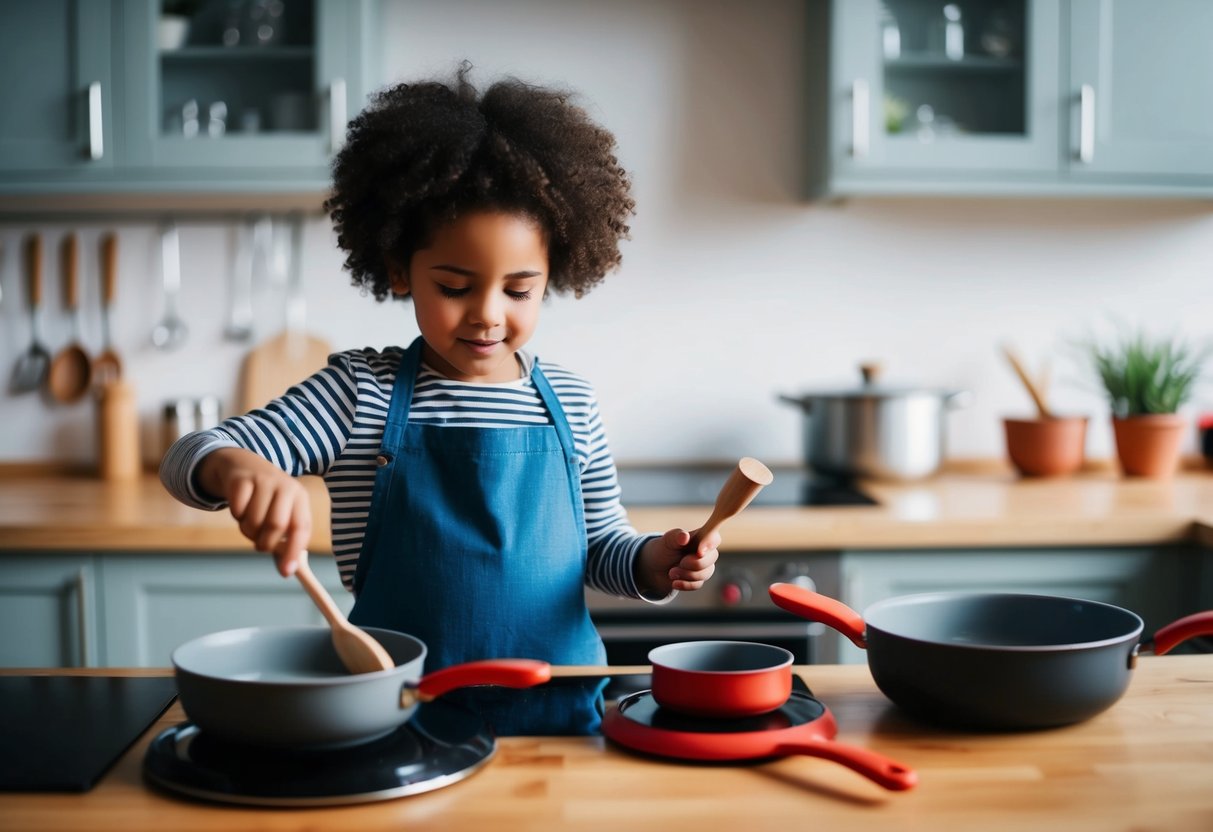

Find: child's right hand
196;447;312;578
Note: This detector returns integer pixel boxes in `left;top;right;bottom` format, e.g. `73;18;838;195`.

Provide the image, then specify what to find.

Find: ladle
151;221;188;351
92;233;123;386
692;457;774;547
46;233;92;403
9;234;51;394
293;551;394;674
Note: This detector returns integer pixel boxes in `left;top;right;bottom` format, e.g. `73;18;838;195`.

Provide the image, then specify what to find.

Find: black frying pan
770;582;1213;729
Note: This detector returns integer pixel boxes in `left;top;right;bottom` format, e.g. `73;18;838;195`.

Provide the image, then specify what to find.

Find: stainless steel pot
778;363;970;480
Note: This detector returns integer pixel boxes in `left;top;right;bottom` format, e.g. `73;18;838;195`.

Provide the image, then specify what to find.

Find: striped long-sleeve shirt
159;345;660;600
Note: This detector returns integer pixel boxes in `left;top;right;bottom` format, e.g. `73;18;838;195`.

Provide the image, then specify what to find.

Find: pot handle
406;659;552;707
1148;610;1213;656
769;582;868;650
777;393;813;413
776;736;917;792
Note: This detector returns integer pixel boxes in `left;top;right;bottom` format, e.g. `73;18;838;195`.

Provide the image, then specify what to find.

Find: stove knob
718;572;752;606
770;566;816;594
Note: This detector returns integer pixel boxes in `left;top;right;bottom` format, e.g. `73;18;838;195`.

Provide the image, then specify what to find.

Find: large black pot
769;583;1213;729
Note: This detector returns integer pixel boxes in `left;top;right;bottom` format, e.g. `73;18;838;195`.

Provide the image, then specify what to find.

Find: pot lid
785;363;959;400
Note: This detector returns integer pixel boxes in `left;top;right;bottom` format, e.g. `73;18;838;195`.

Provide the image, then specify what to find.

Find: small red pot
649;641;793;718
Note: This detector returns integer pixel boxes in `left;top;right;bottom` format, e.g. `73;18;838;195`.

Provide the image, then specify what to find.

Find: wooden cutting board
237;329;333;412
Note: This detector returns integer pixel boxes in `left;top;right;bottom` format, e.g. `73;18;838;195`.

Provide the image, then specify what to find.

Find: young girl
159;64;721;736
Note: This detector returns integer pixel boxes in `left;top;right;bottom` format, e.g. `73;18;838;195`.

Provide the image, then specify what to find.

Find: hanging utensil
46;233;92;404
294;550;394;675
151;221;188;351
9;234;51;394
237;213;333;411
92;233;123;386
222;218;256;342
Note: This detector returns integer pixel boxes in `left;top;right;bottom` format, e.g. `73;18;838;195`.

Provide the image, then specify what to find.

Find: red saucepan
770;582;1213;729
172;625;551;748
603;688;917;791
553;640;795;718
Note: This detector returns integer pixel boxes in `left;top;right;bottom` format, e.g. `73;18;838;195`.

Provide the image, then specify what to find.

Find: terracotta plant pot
1111;414;1187;478
1003;417;1087;477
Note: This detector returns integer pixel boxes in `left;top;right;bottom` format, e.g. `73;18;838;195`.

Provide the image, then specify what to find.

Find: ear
387;262;410;298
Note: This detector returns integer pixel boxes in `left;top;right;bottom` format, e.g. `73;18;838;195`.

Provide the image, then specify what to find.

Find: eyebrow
430;264;543;279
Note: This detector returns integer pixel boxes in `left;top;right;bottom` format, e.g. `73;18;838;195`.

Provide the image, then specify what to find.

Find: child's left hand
635;527;720;597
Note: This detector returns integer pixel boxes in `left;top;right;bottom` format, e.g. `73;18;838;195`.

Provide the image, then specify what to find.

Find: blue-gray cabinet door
100;554;352;667
118;0;370;182
0;0;114;174
0;556;99;668
1067;0;1213;179
830;0;1061;181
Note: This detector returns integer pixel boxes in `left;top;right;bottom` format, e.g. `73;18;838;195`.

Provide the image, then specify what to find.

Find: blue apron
349;337;606;735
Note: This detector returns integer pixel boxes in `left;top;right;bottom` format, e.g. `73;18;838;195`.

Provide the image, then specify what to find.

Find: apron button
375;454;391;467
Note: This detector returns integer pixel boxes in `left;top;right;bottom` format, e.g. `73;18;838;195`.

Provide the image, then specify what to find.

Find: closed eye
437;285;469;298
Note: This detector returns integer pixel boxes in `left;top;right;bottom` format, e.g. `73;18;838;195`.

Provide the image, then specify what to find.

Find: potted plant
1087;330;1207;478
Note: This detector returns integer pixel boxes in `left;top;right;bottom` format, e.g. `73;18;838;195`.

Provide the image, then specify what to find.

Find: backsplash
2;0;1212;468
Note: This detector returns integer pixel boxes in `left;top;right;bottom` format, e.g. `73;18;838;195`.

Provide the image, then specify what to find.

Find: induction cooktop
616;467;876;507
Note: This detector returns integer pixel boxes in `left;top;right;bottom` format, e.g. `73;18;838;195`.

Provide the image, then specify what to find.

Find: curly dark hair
325;62;635;301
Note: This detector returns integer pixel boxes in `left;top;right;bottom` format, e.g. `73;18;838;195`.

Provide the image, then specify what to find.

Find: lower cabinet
835;547;1209;664
0;556;98;667
0;552;352;668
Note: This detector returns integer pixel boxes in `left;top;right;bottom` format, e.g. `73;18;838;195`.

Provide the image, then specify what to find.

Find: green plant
1088;331;1207;417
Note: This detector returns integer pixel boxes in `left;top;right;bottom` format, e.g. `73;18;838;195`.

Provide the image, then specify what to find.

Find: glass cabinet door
120;0;354;172
832;0;1060;177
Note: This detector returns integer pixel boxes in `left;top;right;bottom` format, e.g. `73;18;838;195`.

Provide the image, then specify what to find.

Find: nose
467;288;505;329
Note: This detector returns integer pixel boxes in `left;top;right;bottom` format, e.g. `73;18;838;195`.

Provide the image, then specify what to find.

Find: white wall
2;0;1211;468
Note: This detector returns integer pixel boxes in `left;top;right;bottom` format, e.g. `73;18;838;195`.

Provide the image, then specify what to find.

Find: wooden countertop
2;657;1211;831
2;463;1212;553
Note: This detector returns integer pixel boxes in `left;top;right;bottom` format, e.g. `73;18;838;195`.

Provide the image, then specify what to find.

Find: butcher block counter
1;657;1211;832
2;462;1213;552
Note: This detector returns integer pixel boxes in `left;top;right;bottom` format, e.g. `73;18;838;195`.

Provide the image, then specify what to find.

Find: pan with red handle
603;688;917;791
173;625;551;748
769;583;1213;730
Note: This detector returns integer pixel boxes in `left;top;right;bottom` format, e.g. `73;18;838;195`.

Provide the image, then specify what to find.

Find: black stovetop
616;466;876;508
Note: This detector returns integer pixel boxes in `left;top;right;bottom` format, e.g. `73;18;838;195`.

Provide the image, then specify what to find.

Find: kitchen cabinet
834;546;1207;664
0;1;114;176
0;0;377;211
0;552;350;668
810;0;1213;198
0;556;99;668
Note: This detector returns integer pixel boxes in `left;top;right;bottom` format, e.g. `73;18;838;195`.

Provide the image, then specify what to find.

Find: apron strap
381;337;424;453
530;361;578;465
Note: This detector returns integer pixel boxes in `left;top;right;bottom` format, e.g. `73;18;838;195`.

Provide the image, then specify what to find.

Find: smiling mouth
461;338;502;354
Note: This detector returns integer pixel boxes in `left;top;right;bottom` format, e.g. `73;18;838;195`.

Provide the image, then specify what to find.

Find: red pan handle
1150;610;1213;656
415;659;552;702
774;736;918;791
769;582;869;650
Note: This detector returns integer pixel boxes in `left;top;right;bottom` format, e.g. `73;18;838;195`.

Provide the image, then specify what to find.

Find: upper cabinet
810;0;1213;198
0;0;377;212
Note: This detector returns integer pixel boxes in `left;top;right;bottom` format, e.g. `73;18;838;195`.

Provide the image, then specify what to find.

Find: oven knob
771;566;816;594
719;574;752;606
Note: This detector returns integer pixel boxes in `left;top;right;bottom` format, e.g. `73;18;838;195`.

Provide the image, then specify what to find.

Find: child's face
390;211;549;383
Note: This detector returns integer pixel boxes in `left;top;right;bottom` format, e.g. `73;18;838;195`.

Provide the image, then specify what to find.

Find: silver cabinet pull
851;79;870;159
1078;83;1095;164
87;81;104;161
329;78;347;155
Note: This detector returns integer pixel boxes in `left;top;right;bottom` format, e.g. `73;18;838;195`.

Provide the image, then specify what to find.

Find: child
159;63;720;736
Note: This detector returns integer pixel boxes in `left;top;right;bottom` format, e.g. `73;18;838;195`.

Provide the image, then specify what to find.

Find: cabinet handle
87;81;104;161
329;78;347;155
74;569;91;666
1078;83;1095;164
851;79;870;159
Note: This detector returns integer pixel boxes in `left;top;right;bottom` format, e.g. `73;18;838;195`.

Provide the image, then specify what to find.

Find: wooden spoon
294;551;394;674
92;233;122;387
46;233;92;403
1001;344;1054;419
693;457;774;547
